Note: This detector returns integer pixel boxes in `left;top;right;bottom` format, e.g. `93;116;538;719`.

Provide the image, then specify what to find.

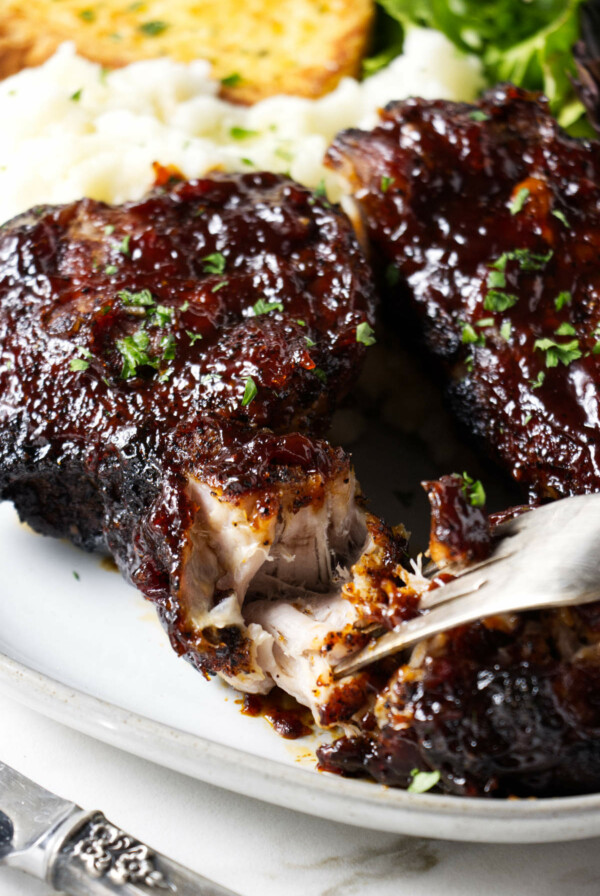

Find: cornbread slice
0;0;374;102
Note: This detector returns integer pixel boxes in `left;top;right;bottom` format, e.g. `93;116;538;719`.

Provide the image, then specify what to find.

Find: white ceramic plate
2;490;600;845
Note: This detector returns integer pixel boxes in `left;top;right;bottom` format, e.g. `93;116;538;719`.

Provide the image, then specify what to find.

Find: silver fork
335;493;600;678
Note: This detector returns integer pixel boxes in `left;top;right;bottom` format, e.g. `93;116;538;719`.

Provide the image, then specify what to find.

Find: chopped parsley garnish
530;370;546;389
104;224;115;235
484;290;519;312
554;291;571;311
119;234;131;256
253;298;284;316
138;20;169;36
314;179;327;199
500;320;512;341
512;248;553;271
356;321;376;346
534;337;582;368
229;126;259;140
105;264;118;275
240;158;254;167
461;322;484;346
305;335;316;348
221;72;242;88
70;358;90;372
118;288;154;307
202;252;226;275
477;317;494;328
69;346;93;373
186;330;203;346
407;769;441;794
380;175;393;193
509;187;530;215
314;367;327;383
200;372;222;385
552;209;570;228
490;248;552;274
154;304;174;327
211;280;228;293
160;333;176;361
461;472;486;508
116;330;159;379
523;414;532;426
158;367;173;383
70;89;82;102
593;342;600;356
180;300;190;312
468;110;489;122
296;319;306;327
555;322;576;336
487;269;506;289
79;8;95;21
241;376;257;406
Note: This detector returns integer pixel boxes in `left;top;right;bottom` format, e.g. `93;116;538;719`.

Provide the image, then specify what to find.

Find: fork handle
50;811;237;896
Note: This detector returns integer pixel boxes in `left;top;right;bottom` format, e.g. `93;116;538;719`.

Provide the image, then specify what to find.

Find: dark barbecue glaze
327;85;600;500
318;476;600;796
0;171;376;676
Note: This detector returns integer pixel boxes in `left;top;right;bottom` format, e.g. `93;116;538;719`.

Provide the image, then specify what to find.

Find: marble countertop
0;692;598;896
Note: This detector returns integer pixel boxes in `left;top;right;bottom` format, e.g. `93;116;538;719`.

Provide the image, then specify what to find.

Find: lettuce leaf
371;0;589;132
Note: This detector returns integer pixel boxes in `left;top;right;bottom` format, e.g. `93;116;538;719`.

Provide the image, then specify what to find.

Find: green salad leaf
369;0;590;133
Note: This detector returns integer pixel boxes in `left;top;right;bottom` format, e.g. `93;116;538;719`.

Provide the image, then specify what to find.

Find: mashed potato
0;29;482;225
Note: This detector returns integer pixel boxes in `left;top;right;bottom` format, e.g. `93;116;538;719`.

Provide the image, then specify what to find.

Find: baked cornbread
0;0;374;102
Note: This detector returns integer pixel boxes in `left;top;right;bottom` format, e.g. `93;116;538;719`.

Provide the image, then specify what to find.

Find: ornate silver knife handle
53;810;237;896
9;805;237;896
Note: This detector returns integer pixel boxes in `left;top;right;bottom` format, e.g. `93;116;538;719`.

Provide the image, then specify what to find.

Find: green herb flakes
554;291;572;311
356;321;376;346
314;367;327;383
79;8;95;21
221;73;242;88
469;110;489;122
555;321;576;336
160;333;176;361
119;234;131;256
304;335;316;348
241;376;258;406
534;337;582;368
487;269;506;289
70;89;82;102
509;187;530;215
180;300;190;312
500;320;512;341
229;126;259;140
552;209;570;228
380;175;393;193
202;252;226;275
407;769;441;794
461;322;484;346
530;370;546;389
386;265;400;287
116;330;158;379
104;224;115;235
186;330;203;346
70;358;90;372
253;298;284;316
484;290;519;312
461;472;486;508
154;305;174;327
118;288;154;307
138;20;169;36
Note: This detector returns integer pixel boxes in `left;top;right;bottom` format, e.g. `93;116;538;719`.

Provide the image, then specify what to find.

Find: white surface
3;503;600;846
1;694;600;896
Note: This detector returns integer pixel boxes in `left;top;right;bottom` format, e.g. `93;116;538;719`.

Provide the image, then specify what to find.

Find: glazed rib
327;85;600;500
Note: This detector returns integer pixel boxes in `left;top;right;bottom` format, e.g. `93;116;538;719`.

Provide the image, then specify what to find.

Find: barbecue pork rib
0;170;414;719
327;85;600;500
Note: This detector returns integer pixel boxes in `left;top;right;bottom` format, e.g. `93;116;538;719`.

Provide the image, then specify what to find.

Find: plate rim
2;648;600;844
